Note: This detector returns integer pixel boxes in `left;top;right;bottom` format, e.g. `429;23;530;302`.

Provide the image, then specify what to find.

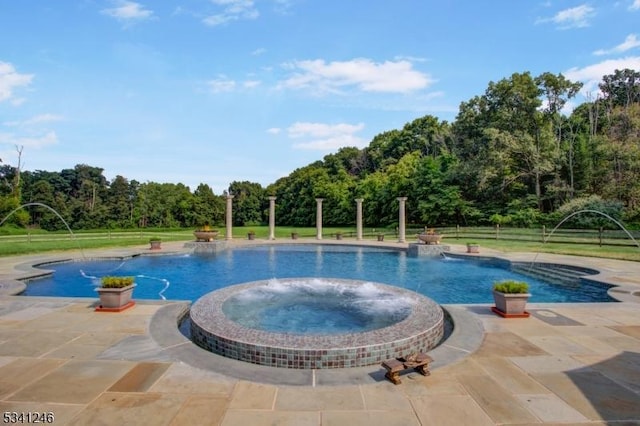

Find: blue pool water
23;244;615;303
221;279;414;334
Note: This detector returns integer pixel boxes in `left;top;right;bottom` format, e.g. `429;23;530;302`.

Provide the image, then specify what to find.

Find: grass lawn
0;225;638;261
463;238;640;262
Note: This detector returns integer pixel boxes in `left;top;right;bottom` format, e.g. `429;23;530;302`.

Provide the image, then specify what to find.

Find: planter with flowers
95;276;136;312
491;280;530;318
194;224;219;242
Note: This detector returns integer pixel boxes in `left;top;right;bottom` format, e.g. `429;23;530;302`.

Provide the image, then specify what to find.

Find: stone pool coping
0;239;638;384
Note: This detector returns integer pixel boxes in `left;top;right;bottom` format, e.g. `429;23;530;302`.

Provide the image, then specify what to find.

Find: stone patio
0;240;639;425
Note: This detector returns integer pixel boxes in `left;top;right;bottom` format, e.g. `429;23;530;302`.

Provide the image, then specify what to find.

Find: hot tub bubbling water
189;278;445;369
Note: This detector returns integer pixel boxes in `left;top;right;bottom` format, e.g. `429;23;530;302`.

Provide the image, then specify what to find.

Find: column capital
396;196;408;202
355;198;364;203
315;198;324;202
268;196;277;201
226;194;235;200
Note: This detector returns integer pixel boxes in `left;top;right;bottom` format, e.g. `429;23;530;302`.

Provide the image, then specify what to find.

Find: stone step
510;263;592;285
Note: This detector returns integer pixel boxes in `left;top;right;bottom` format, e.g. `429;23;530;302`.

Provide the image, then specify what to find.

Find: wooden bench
381;353;433;385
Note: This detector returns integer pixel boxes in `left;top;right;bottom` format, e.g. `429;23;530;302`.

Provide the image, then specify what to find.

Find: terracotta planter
194;230;219;242
466;244;479;253
291;232;298;240
418;233;441;245
492;290;530;315
96;284;136;309
247;232;255;240
336;233;343;240
149;240;162;250
377;234;385;241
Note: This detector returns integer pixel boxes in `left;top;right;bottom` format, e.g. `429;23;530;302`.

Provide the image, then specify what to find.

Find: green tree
452;72;559;213
269;166;315;227
414;155;472;226
600;104;640;211
228;181;266;226
599;68;640;111
134;182;192;228
192;184;224;227
106;176;134;228
535;72;583;203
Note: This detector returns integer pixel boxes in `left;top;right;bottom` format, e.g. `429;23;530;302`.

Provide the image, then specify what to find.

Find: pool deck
0;239;639;425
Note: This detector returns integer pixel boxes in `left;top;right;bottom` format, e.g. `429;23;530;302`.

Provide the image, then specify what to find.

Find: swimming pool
23;244;615;303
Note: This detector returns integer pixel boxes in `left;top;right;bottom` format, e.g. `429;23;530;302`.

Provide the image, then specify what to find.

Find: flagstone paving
0;241;638;425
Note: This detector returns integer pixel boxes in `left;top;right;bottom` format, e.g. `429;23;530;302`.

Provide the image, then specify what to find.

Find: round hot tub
189;278;444;369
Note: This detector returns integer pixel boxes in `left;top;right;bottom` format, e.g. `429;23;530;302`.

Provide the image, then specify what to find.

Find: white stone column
268;196;277;240
355;198;364;240
225;195;234;240
397;197;407;243
315;198;324;240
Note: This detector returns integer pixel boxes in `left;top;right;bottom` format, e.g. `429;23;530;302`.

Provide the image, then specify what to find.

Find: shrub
510;208;541;228
549;195;624;229
493;280;529;293
489;213;511;226
101;276;135;288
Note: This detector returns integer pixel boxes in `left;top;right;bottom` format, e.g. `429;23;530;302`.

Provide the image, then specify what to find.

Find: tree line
1;68;639;231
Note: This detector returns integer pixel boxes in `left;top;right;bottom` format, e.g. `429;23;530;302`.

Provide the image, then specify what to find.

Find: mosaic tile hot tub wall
189;278;445;369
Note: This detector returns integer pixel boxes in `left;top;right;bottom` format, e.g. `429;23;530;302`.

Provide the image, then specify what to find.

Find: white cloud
593;34;640;55
279;58;433;94
267;127;281;134
536;4;595;29
203;0;259;27
243;80;261;88
205;76;260;92
287;122;367;150
3;114;64;127
273;0;295;14
0;131;58;149
202;14;231;26
251;48;266;56
630;0;640;10
102;1;153;22
394;55;428;63
207;76;236;93
565;56;640;93
0;61;33;103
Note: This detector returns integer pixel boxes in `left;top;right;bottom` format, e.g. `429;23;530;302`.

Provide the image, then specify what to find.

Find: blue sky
1;1;639;193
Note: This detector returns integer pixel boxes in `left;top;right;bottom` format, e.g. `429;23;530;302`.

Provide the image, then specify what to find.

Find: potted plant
96;276;136;311
418;228;442;245
291;231;299;240
491;280;530;317
247;230;256;240
149;237;162;250
336;232;343;240
466;242;479;253
377;233;385;242
194;224;219;241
